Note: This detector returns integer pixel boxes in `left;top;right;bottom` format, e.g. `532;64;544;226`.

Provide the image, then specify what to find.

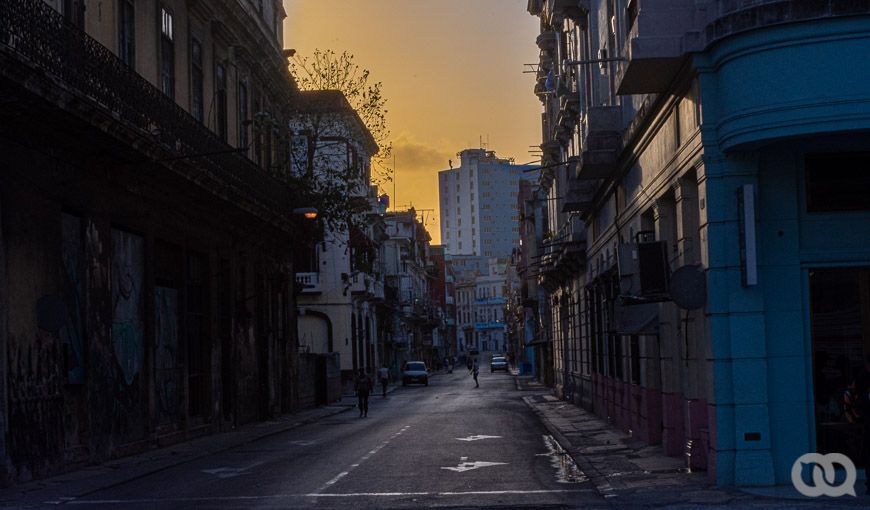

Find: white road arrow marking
441;460;507;473
289;440;317;446
456;435;502;442
202;461;263;479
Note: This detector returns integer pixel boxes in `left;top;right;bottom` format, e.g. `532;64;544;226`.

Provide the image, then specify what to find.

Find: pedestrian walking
472;359;479;388
355;369;372;417
378;365;390;398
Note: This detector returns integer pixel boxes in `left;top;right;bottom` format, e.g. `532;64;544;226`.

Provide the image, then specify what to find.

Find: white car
402;361;429;386
490;356;508;372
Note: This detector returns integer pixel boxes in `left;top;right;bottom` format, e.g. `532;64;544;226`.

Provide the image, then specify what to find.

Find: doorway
810;267;870;467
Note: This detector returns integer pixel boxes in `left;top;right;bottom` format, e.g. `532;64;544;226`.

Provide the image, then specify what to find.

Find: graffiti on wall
155;286;180;423
61;213;85;384
111;229;144;385
8;333;64;477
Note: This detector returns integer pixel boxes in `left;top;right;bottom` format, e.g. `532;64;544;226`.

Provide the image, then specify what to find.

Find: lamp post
292;207;318;220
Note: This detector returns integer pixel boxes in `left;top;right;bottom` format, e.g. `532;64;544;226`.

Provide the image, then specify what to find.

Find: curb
520;395;616;505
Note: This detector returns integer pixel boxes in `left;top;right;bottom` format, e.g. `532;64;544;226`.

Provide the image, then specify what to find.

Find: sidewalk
517;376;869;508
0;394;366;507
0;375;417;507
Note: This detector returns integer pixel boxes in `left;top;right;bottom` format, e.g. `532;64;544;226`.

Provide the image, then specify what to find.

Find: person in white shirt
378;365;390;397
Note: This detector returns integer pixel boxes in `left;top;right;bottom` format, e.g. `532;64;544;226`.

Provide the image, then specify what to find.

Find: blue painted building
528;0;870;487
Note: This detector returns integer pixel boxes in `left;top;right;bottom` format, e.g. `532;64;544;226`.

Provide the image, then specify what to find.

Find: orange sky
284;0;542;243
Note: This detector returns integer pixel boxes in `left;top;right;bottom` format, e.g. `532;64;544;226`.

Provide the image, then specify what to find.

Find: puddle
541;435;588;484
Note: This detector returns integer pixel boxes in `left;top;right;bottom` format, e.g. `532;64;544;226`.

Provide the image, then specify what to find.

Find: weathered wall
0;134;297;482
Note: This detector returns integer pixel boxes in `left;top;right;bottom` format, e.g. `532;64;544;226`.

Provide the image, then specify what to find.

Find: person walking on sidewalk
355;369;372;417
471;359;479;388
378;365;390;398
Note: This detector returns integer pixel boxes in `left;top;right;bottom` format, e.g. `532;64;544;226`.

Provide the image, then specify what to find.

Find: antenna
392;152;397;212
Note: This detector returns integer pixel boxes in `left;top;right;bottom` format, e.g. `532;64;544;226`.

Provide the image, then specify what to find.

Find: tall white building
438;149;536;257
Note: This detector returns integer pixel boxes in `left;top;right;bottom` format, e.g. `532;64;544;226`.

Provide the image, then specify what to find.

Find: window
238;81;249;148
118;0;135;67
190;38;203;122
806;153;870;212
159;7;175;98
215;63;228;140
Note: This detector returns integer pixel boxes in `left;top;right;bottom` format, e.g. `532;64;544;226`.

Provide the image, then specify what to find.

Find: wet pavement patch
540;435;587;484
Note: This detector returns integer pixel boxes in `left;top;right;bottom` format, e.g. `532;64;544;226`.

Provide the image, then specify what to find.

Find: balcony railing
0;0;294;221
295;272;321;293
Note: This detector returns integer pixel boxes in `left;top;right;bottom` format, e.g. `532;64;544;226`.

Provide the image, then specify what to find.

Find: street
29;370;605;509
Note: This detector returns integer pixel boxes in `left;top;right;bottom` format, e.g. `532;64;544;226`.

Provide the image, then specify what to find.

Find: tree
290;50;392;186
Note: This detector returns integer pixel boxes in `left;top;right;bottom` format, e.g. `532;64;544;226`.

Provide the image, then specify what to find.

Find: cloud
392;134;454;177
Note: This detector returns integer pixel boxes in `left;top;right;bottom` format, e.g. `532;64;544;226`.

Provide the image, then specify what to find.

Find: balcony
0;0;296;229
561;177;598;213
475;297;506;306
543;0;590;25
617;0;700;95
556;84;579;134
369;278;385;301
575;106;621;180
295;272;321;293
536;30;557;52
348;273;371;295
475;322;505;331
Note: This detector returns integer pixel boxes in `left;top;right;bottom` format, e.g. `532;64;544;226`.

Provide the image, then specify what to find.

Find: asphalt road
56;369;607;509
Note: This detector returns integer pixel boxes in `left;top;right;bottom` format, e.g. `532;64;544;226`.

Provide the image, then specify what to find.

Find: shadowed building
0;0;302;484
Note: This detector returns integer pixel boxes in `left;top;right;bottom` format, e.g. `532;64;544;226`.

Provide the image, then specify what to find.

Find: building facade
439;149;536;257
527;0;870;487
0;0;301;483
288;90;385;390
382;209;437;371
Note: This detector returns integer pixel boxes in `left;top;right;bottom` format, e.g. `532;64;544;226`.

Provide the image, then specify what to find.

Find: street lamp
292;207;318;220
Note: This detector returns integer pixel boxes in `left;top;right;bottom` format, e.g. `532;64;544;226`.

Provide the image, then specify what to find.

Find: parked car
402;361;429;386
490;356;508;373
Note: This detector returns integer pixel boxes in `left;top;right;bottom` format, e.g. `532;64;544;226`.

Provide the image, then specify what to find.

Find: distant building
438;149;536;257
383;209;438;370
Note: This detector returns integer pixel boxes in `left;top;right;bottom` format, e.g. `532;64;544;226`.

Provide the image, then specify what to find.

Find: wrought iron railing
0;0;293;216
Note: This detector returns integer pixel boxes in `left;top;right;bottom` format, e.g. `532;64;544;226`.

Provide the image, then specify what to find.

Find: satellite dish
670;264;706;310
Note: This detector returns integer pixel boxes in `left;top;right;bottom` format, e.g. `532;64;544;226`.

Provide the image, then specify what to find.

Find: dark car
402;361;429;386
490;356;508;372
